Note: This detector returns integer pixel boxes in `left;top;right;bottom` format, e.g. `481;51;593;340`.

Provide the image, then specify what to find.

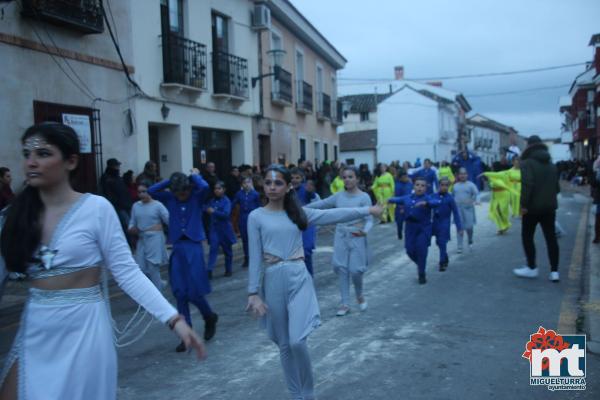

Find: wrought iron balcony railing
212;51;249;98
22;0;104;34
317;92;331;119
296;80;313;113
162;33;207;89
271;67;292;105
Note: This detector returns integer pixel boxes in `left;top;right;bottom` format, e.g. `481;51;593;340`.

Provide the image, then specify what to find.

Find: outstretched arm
304;192;338;209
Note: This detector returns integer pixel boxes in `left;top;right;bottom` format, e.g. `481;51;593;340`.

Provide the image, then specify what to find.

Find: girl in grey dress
451;168;479;252
246;165;381;400
128;182;169;289
305;166;373;316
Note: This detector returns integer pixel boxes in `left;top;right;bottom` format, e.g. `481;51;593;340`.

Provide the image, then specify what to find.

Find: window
323;143;328;161
314;141;321;164
295;49;304;101
299;138;306;161
212;12;229;53
334;145;338;161
360;112;369;121
271;31;283;63
161;0;184;34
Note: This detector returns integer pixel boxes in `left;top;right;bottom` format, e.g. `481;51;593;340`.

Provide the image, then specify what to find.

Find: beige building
253;0;346;167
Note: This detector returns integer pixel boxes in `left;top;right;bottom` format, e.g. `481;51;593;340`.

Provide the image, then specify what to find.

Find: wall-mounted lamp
251;49;286;88
161;103;170;120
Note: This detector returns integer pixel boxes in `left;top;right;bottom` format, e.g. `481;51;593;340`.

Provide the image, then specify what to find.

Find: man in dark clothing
513;136;561;282
100;158;133;232
0;167;14;210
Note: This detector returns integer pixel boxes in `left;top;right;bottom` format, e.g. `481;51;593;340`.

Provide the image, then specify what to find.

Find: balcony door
161;0;185;84
212;12;230;94
295;50;304;103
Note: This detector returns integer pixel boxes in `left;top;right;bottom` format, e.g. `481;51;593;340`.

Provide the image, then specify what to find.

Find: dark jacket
100;169;133;212
520;143;560;214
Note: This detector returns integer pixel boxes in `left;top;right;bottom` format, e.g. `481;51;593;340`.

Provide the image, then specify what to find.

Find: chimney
394;66;404;80
427;81;443;87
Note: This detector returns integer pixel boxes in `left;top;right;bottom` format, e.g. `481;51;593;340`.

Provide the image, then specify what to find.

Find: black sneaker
204;313;219;341
440;262;447;272
241;258;249;268
175;341;186;353
418;274;427;284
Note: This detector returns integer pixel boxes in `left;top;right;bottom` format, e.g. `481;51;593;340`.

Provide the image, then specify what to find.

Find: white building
129;0;261;179
0;0;136;193
465;118;503;167
339;68;471;166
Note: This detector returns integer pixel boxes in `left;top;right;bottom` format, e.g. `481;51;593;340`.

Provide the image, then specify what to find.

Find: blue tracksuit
452;152;484;190
295;184;317;275
206;196;237;273
431;192;463;265
410;168;438;194
232;189;261;262
148;174;213;326
394;180;413;239
389;194;440;276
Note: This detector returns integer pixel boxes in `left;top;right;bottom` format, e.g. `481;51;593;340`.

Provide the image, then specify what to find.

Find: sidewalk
585;203;600;354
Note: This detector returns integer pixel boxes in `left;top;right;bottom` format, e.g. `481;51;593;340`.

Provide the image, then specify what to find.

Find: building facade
0;0;136;192
467;114;520;166
253;0;346;167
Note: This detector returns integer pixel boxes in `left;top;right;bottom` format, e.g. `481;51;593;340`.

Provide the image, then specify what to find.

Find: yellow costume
371;172;395;222
330;176;345;194
483;171;519;233
438;166;456;191
507;167;521;217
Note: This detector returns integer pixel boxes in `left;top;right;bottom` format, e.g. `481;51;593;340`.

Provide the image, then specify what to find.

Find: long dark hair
264;164;308;231
1;123;80;273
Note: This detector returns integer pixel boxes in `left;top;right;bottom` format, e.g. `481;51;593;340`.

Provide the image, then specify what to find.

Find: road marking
557;202;590;333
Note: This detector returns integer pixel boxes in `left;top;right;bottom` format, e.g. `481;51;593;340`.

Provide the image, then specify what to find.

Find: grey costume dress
247;206;370;400
452;181;479;230
128;200;169;289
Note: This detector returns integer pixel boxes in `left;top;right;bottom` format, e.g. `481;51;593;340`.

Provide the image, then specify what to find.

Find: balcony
317;92;331;121
21;0;104;34
161;33;207;100
212;51;249;100
332;99;343;125
296;80;313;114
271;67;292;106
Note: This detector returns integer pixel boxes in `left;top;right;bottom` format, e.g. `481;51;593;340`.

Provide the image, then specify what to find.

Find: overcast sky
293;0;600;138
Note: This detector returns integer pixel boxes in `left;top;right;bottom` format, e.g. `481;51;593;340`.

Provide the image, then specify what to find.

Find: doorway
193;128;232;178
258;134;271;168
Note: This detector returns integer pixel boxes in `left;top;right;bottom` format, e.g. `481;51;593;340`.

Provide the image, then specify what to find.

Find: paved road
1;189;597;399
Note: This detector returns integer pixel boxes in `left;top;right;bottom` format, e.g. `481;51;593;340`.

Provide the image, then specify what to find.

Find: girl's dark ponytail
1;186;43;273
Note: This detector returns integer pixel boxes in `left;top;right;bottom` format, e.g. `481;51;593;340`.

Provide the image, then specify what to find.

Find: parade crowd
1;123;600;399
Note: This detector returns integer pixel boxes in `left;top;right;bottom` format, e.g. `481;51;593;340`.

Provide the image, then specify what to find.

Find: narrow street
3;188;596;399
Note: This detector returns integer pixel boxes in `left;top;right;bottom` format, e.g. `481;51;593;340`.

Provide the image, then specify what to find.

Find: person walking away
388;177;440;284
513;135;561;282
452;168;479;252
148;170;219;349
0;167;14;210
245;164;382;400
128;181;169;290
431;177;462;271
507;157;521;218
371;163;395;223
305;166;373;316
394;170;413;240
233;176;261;268
206;181;237;277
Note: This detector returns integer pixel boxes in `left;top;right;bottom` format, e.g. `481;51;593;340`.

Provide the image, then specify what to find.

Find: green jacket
520;143;560;214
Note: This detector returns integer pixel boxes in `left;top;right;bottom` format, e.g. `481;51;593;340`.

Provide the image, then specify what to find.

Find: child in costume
206;181;237;277
290;168;319;275
480;170;519;234
394;170;413;240
232;176;261;268
389;177;439;284
452;168;479;252
438;161;456;191
431;177;462;271
372;163;395;223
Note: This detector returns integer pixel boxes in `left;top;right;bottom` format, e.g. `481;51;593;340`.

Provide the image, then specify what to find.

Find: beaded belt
29;285;103;305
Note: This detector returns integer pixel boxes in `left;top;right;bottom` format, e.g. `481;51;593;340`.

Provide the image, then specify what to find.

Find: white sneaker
513;266;539;279
469;244;473;252
358;301;368;312
549;272;560;282
336;305;350;317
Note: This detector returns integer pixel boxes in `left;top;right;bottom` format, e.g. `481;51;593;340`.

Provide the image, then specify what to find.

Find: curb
585;202;600;354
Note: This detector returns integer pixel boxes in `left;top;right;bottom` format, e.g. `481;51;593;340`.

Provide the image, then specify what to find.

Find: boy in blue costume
290;168;319;275
389;177;440;284
148;169;218;350
431;177;462;271
232;176;261;268
206;181;237;277
394;170;413;240
410;158;438;195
